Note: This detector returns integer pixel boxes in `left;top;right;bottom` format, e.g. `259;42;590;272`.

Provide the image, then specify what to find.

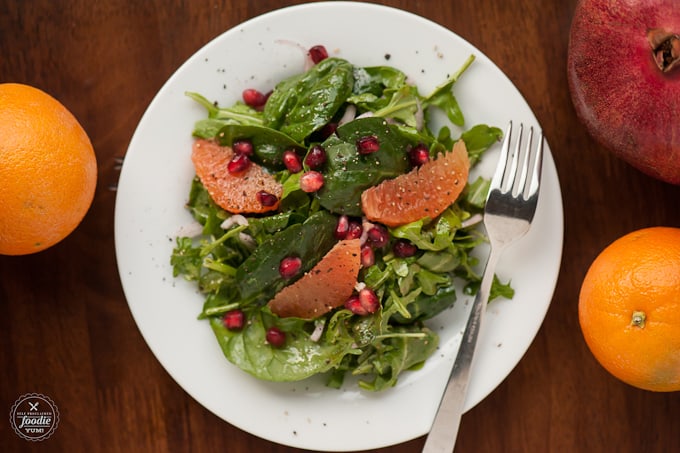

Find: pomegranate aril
356;135;380;154
266;327;286;348
334;214;350;239
358;288;380;314
308;45;329;64
279;256;302;279
409;144;430;166
319;122;338;139
283;150;303;173
367;225;389;248
344;295;367;316
233;139;254;156
304;145;327;169
227;153;251;175
257;190;278;207
346;220;363;240
242;88;267;107
361;244;375;267
300;171;324;192
393;239;417;258
223;309;245;331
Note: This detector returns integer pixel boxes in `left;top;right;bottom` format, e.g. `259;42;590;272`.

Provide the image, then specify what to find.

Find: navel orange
0;83;97;255
578;227;680;392
361;140;469;227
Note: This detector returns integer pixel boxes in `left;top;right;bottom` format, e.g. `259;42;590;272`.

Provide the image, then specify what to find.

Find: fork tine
522;129;543;200
511;126;531;197
491;121;512;193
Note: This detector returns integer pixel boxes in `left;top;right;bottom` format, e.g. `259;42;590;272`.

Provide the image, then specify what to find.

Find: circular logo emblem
9;393;59;441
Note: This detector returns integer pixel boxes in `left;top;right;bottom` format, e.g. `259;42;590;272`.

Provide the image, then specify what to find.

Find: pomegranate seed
361;244;375;267
282;150;303;173
223;309;245;331
393;239;417;257
227;154;251;175
358;288;380;314
319;122;338;139
344;295;367;315
304;145;327;169
346;220;363;240
257;190;278;207
300;171;324;192
233;139;254;156
266;327;286;347
334;214;350;239
367;225;389;248
409;144;430;166
279;256;302;279
308;45;329;64
242;88;267;107
356;135;380;154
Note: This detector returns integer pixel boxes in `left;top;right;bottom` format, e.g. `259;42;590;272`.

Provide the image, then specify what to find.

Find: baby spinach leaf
317;117;414;215
263;58;354;142
216;124;303;168
209;310;358;381
236;210;338;302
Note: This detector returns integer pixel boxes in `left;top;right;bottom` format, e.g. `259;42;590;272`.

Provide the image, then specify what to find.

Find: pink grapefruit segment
361;140;470;227
268;239;361;319
191;139;283;214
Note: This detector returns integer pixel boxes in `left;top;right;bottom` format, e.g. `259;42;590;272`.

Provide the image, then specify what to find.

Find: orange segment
191;139;283;213
579;227;680;392
268;239;361;319
0;83;97;256
361;140;469;227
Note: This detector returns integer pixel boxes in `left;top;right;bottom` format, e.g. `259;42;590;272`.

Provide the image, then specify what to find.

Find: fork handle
422;246;501;453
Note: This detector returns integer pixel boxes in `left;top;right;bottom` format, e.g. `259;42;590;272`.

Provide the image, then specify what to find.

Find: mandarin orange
0;83;97;255
578;227;680;392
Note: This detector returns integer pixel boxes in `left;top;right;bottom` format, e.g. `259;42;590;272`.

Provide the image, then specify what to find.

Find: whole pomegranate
567;0;680;185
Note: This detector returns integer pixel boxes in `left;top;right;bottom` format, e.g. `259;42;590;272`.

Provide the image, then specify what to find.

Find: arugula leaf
423;54;475;126
186;91;263;138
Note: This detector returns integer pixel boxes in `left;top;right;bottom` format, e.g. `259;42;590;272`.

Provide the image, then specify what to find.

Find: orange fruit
0;83;97;256
361;140;469;227
268;239;361;319
578;227;680;392
191;139;283;214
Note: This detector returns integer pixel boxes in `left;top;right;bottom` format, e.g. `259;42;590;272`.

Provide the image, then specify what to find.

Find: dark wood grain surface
2;1;680;452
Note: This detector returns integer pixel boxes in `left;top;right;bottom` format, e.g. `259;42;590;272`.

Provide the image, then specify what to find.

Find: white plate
114;2;563;451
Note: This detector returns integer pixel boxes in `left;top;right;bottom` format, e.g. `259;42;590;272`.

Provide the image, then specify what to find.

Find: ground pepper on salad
171;44;514;391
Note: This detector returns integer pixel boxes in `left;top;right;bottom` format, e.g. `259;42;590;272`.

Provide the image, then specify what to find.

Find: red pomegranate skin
567;0;680;185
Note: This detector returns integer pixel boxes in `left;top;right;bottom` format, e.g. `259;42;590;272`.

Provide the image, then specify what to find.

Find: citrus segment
361;140;469;227
191;139;283;213
578;227;680;392
0;83;97;255
268;239;361;319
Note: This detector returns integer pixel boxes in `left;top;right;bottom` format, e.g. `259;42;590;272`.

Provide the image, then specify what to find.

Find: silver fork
422;121;544;453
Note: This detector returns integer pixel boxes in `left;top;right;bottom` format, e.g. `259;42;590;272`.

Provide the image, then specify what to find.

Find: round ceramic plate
115;2;563;451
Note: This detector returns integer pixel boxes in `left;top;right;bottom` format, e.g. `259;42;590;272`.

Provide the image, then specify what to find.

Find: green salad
171;46;512;391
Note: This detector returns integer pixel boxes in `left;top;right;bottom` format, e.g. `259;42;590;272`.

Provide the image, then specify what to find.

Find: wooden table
2;1;680;452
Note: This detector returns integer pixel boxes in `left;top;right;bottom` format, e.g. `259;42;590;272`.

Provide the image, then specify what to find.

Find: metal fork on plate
422;121;544;453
